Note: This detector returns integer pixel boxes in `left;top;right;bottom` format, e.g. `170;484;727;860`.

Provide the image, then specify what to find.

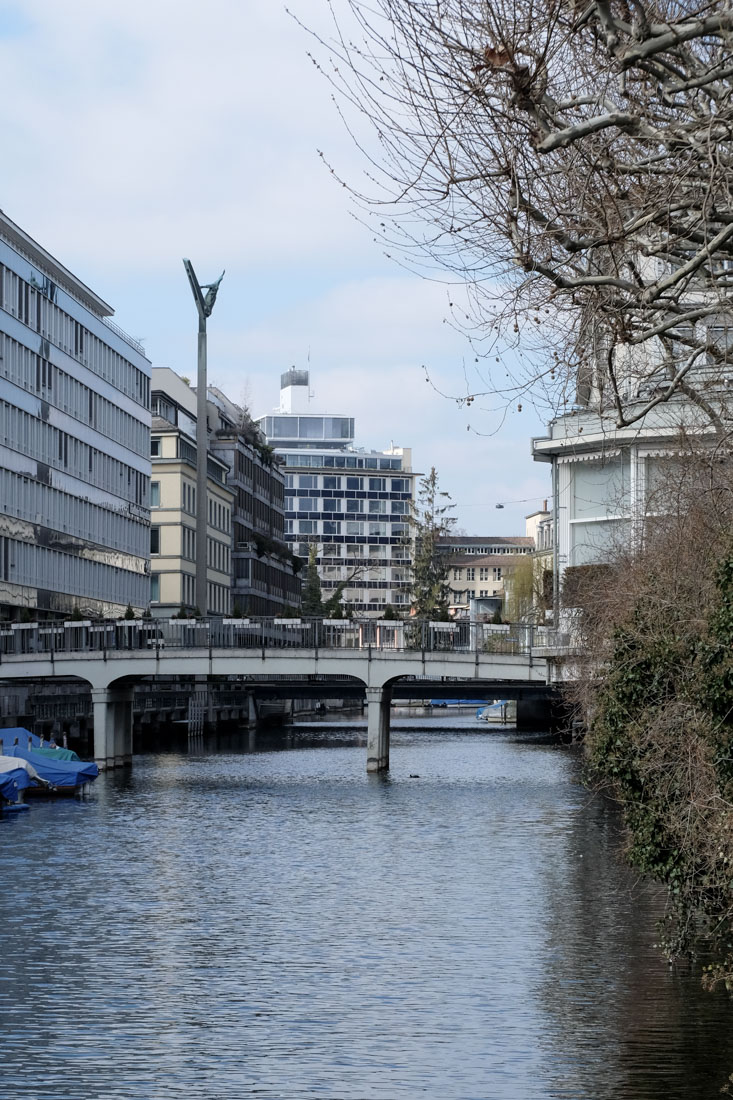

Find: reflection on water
2;712;732;1099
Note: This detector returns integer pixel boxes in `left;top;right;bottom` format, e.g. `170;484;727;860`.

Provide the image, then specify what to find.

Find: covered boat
0;729;98;794
0;754;43;810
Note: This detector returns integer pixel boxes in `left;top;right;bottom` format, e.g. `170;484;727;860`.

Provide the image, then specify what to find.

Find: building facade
150;369;234;617
257;369;416;615
531;397;711;600
0;211;151;620
440;535;533;607
206;386;301;616
150;369;300;618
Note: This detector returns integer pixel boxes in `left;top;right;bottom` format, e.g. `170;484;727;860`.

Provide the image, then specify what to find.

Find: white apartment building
257;369;416;615
0;211;151;619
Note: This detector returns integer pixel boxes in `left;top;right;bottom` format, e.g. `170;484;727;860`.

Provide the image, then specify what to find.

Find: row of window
296;543;410;560
0;401;148;505
207;537;231;575
285;475;410;493
0;535;148;604
285;497;409;515
449;546;529;556
287;520;409;537
0;467;149;556
453;566;503;581
281;453;403;470
0;331;149;457
0;262;149;408
208;496;231;534
456;589;501;600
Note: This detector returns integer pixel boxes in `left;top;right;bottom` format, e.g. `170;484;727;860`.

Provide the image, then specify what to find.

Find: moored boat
0;729;98;795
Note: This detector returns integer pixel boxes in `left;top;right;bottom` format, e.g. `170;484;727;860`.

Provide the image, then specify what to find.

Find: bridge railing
0;617;564;657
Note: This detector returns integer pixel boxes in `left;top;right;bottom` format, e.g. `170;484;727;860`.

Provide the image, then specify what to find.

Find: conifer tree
301;545;324;616
410;467;456;619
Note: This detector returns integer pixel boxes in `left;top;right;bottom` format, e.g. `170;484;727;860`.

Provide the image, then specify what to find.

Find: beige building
440;536;535;616
150;369;234;617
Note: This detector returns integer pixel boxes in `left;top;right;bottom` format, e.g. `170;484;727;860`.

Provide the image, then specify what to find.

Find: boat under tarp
0;730;98;792
0;728;79;759
0;755;38;802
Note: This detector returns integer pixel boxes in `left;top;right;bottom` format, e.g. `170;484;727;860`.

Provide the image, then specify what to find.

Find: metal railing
0;617;565;658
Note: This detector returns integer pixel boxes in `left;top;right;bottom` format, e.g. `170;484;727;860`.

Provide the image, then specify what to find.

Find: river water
2;711;733;1099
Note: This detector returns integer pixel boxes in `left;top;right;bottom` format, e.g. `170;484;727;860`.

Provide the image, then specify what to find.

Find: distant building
0;210;151;619
440;536;535;617
150;369;299;618
257;369;416;615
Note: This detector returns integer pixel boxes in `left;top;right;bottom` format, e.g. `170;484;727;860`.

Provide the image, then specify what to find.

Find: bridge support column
92;687;134;770
366;685;391;772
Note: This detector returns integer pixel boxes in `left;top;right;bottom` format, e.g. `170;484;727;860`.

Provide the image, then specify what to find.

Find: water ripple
1;718;732;1099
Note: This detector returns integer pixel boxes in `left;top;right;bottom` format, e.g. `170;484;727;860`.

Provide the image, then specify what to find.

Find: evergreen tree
302;545;324;616
410;467;456;619
301;543;355;618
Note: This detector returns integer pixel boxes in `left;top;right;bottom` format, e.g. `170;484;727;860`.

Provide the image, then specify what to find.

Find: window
346;476;363;491
453;568;463;581
150;573;160;602
298;497;317;511
323;476;341;490
150;481;160;507
285;496;295;510
479;567;489;581
346;521;363;535
150;526;160;554
299;520;315;534
368;500;386;513
391;478;409;492
466;567;475;581
323;498;339;511
369;477;386;492
493;567;502;580
323;521;341;535
150;438;161;457
299;474;317;489
346;499;363;513
391;500;408;514
368;522;386;536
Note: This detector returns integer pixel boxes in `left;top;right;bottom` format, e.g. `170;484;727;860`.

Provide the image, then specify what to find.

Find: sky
0;0;553;535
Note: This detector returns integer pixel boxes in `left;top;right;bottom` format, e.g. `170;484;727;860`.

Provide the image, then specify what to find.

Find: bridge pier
92;687;134;770
366;685;391;772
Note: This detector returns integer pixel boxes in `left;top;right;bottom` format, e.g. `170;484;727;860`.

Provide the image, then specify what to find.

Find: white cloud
0;0;551;535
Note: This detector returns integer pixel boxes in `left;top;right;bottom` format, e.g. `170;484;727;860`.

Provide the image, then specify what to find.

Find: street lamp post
183;259;224;617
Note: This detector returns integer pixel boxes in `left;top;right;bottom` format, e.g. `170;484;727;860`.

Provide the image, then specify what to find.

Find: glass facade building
257;370;416;615
0;211;151;619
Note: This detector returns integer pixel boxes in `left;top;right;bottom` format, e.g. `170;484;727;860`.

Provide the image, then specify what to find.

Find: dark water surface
3;712;733;1099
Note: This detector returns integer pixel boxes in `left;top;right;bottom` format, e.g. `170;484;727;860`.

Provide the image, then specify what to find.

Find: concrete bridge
0;618;555;771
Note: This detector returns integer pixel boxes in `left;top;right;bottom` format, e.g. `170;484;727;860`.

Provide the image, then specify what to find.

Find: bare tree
304;0;733;429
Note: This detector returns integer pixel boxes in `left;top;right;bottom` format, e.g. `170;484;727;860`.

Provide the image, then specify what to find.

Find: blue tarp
0;727;83;760
0;765;32;802
2;744;98;788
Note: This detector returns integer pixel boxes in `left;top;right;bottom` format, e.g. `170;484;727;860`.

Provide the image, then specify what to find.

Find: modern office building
257;369;416;615
0;210;151;620
150;369;300;617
